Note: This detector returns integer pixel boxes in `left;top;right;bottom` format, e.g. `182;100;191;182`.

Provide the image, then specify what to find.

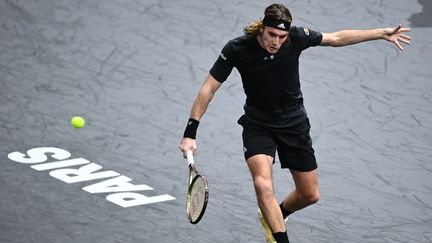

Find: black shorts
238;115;317;172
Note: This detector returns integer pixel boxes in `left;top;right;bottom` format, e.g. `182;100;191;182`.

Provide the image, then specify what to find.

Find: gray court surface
1;0;431;242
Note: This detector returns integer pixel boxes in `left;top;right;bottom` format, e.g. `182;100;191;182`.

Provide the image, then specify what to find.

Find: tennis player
179;3;411;242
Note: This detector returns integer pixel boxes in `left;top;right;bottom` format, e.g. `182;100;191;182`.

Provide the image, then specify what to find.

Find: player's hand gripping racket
186;150;209;224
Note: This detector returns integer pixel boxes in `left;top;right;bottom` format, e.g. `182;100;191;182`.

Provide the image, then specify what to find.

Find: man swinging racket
179;3;411;242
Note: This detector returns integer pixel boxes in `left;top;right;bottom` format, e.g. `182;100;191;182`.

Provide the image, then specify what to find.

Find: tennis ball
71;116;85;128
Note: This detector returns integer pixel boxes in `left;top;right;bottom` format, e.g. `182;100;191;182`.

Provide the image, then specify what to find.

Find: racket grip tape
186;151;195;166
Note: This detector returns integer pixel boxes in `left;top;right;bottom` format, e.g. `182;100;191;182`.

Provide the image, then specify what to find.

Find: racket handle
186;150;195;166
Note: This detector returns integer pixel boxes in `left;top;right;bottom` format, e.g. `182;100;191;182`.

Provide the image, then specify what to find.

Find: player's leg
274;118;319;219
280;169;320;217
247;154;285;233
238;115;288;242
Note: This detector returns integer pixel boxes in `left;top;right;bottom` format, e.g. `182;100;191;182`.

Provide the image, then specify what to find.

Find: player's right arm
189;74;222;122
180;74;222;157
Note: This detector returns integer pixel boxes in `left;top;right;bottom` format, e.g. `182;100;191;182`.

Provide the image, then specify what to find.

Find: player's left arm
320;24;411;51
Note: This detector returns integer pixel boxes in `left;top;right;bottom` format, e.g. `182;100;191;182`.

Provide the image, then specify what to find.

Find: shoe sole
258;209;276;243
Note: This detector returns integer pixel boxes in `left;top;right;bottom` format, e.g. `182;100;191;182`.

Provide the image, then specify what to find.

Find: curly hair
243;3;292;36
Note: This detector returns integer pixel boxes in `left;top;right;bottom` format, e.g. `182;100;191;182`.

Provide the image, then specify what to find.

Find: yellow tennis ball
71;116;85;128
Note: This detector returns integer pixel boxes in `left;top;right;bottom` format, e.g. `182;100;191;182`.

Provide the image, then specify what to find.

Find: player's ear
259;25;264;34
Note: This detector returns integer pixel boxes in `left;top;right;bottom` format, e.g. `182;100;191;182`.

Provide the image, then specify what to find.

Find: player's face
260;26;289;54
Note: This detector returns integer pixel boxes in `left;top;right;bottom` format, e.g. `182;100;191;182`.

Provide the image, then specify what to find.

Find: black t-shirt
210;26;322;127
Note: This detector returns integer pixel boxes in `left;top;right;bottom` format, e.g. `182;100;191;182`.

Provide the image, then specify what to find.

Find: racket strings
189;176;206;221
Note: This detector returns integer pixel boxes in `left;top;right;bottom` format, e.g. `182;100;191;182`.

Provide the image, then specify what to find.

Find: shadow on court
409;0;432;27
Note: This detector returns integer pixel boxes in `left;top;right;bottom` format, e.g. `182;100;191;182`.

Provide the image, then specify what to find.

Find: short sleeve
209;41;236;83
290;26;323;50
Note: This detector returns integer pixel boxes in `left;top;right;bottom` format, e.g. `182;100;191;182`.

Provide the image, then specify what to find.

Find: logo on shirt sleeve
303;27;310;36
220;52;227;60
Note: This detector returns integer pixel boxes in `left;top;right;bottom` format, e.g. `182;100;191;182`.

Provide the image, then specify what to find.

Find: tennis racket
186;150;209;224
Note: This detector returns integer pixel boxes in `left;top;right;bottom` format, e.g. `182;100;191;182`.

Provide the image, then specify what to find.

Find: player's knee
253;176;273;198
301;190;320;205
